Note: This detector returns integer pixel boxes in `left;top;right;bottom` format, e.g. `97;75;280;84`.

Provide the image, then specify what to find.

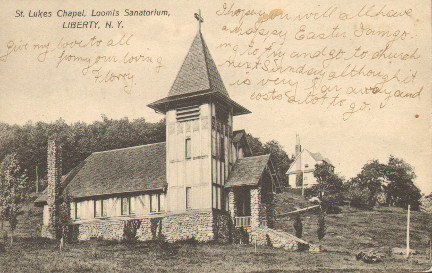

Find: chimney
295;134;301;157
47;138;62;239
295;134;302;177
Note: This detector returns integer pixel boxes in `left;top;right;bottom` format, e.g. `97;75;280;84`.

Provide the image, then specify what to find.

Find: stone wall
228;189;236;219
77;220;125;241
250;188;261;228
56;210;227;243
41;225;54;239
136;211;214;242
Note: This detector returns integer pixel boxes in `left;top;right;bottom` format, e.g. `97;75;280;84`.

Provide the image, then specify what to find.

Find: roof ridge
91;142;166;155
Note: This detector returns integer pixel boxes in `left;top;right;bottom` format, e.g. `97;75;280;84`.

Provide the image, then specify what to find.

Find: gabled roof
35;142;166;204
232;129;253;156
232;130;246;143
226;154;270;187
286;149;333;174
147;32;250;116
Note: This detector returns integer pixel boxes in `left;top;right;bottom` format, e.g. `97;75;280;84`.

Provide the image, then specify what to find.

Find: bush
321;196;343;214
123;219;141;240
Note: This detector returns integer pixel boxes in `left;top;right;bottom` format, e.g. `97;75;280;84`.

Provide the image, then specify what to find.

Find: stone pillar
250;188;261;228
228;189;237;220
47;138;62;239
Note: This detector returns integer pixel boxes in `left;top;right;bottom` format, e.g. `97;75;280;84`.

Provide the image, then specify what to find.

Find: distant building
286;135;334;189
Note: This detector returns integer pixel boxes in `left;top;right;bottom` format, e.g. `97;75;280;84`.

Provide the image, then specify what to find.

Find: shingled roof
35;142;166;204
226;154;271;187
168;31;229;98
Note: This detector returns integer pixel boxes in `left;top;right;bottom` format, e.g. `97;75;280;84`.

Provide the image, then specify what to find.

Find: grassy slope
0;195;431;272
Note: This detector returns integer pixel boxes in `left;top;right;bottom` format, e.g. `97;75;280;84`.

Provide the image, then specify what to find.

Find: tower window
185;138;191;159
220;136;225;162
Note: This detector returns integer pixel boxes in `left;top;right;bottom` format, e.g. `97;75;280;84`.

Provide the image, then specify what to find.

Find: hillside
275;201;432;255
0;195;431;272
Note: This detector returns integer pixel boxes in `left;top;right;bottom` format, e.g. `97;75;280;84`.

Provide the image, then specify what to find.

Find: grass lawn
0;206;431;272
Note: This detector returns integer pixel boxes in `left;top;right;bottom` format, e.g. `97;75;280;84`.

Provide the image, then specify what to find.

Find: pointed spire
147;11;250;116
167;30;230;98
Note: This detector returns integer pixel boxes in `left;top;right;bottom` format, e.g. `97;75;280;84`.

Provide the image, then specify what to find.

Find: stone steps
249;226;311;251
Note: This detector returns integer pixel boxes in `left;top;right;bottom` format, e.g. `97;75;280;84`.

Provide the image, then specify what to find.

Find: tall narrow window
94;200;101;218
121;197;130;215
102;199;107;217
186;187;191;209
185;138;191;159
150;194;160;212
129;198;134;215
75;202;79;219
159;194;165;212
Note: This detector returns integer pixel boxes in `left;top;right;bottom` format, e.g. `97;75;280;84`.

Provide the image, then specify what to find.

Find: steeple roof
148;30;250;116
168;31;229;98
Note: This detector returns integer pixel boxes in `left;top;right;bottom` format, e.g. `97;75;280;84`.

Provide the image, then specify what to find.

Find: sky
0;0;431;194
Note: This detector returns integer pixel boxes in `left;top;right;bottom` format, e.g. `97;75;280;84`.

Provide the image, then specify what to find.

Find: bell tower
148;11;250;213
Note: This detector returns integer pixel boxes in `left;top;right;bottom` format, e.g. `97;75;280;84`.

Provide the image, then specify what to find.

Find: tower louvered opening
176;105;200;122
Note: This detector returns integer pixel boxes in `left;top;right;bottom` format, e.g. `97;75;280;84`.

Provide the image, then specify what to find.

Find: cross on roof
194;9;204;32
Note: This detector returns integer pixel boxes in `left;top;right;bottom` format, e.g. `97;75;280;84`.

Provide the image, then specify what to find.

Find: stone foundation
77;220;125;241
46;210;232;243
42;209;310;252
136;211;214;242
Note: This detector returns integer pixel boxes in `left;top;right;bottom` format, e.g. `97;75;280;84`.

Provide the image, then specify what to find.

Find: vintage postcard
0;0;431;272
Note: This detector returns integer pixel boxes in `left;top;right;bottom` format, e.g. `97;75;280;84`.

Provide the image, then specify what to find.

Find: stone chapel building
34;16;287;244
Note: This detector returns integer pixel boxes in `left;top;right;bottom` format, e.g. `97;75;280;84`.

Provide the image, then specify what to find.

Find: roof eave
34;186;168;205
148;90;251;116
212;92;251;116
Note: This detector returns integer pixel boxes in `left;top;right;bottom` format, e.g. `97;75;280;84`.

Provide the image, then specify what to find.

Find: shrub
317;212;325;241
123;219;141;240
293;215;303;238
